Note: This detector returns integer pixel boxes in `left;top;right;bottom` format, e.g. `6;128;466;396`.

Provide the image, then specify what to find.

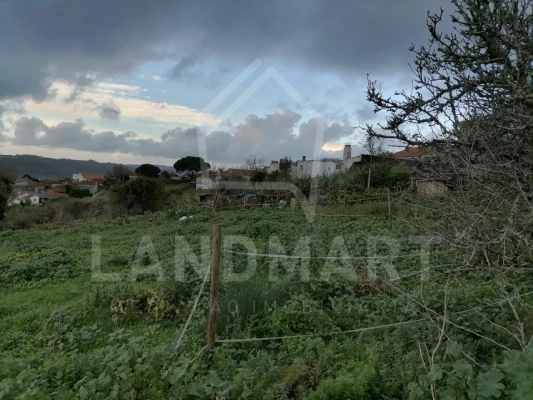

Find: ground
1;196;532;399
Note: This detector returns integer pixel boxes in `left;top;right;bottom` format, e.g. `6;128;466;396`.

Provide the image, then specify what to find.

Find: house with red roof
391;146;432;160
72;172;104;182
41;193;70;203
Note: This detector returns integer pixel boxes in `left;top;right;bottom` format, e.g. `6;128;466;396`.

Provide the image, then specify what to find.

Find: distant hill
0;154;172;179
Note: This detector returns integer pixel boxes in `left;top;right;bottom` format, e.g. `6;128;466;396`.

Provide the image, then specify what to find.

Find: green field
1;197;532;399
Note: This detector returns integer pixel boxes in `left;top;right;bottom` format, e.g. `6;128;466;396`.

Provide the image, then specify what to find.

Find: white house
196;177;218;190
30;194;41;205
13;193;31;205
268;160;280;173
72;173;104;182
291;157;343;179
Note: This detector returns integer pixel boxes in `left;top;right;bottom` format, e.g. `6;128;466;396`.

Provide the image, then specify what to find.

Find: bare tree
360;135;385;189
362;0;533;355
105;164;131;181
244;155;266;171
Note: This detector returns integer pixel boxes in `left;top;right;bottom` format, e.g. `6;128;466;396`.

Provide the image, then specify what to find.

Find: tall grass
216;276;291;335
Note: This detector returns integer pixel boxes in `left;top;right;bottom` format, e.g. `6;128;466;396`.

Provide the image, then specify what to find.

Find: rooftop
79;173;104;180
42;193;69;200
391;146;431;159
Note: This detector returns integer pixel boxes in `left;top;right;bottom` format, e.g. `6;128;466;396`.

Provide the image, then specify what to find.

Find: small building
292;157;342;178
7;191;21;206
196;177;218;190
74;180;100;195
41;193;70;203
14;178;31;187
11;193;36;205
392;146;432;161
268;160;280;173
29;194;41;205
72;173;104;182
51;184;68;194
414;179;448;197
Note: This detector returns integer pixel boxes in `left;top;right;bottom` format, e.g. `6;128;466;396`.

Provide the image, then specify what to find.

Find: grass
1;195;532;399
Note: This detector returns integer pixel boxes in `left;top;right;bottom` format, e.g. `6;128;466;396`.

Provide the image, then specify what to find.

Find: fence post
387;188;392;228
207;224;221;351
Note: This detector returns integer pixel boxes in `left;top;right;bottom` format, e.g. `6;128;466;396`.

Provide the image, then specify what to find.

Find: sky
0;0;452;167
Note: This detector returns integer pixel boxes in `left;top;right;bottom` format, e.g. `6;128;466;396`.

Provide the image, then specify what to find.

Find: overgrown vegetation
69;188;92;198
1;194;532;398
111;176;168;214
3;1;533;398
3;197;109;229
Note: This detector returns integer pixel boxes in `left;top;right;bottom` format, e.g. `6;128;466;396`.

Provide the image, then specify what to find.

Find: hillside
0;154;172;179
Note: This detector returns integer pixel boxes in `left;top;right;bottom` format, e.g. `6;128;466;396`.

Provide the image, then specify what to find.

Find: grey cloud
97;102;121;121
9;109;358;163
1;0;451;101
168;54;199;79
355;104;378;123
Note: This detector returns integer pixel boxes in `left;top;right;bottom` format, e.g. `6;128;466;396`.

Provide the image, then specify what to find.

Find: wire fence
221;249;451;260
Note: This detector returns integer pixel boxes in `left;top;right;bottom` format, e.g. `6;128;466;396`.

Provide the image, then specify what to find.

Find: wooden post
207;224;221;351
387;188;392;228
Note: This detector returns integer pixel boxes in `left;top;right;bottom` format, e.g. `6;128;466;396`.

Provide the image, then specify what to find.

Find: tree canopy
362;0;533;294
173;156;211;180
105;164;131;180
135;164;161;178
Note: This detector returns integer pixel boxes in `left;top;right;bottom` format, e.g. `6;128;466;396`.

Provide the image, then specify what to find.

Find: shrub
0;247;81;283
307;361;380;400
69;188;92;198
111;177;167;214
4;198;108;229
293;177;311;197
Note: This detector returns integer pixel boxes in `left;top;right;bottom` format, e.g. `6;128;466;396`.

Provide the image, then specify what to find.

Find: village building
41;193;70;203
72;173;104;182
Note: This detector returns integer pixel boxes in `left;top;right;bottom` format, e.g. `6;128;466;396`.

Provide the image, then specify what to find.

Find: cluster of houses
268;145;432;178
197;144;433;188
8;172;105;206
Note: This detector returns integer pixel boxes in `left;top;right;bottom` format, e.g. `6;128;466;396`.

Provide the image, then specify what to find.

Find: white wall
291;160;342;178
343;155;363;171
268;162;280;173
196;177;217;190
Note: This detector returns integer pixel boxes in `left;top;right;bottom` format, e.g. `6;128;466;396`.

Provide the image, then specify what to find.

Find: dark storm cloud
0;0;451;101
97;102;121;121
169;54;200;79
10;109;356;162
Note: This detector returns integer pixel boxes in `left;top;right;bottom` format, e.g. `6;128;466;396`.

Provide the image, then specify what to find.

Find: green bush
307;361;380;400
111;177;167;214
69;188;92;198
